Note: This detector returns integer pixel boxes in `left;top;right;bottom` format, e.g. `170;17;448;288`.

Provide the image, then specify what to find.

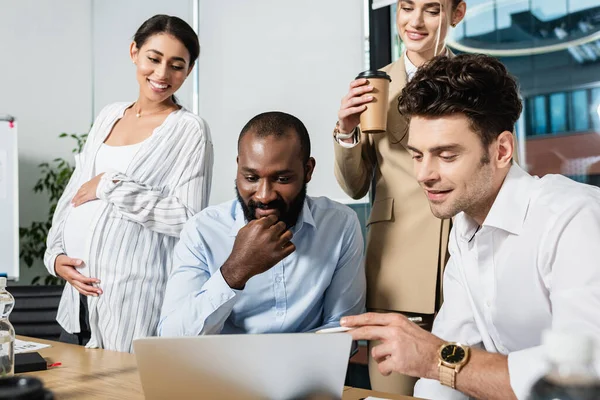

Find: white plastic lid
0;278;5;288
543;330;595;365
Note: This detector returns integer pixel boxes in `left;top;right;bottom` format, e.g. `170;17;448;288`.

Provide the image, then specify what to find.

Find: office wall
0;0;94;283
0;0;195;283
92;0;195;115
3;0;364;281
198;0;366;205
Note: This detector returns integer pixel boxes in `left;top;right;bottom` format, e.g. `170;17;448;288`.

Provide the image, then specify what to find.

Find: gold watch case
438;342;470;371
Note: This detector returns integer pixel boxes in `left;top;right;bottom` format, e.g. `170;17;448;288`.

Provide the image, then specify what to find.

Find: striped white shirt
44;102;213;352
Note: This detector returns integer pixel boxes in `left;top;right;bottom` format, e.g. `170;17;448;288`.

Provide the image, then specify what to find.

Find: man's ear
495;131;514;167
304;158;316;183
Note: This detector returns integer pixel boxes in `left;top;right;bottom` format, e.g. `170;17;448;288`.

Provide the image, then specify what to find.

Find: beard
235;182;307;229
428;154;495;220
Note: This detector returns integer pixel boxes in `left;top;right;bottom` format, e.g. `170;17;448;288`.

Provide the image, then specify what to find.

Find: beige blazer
334;56;450;314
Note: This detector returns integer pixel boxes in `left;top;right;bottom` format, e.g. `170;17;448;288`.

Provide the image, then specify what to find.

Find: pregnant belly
63;200;103;264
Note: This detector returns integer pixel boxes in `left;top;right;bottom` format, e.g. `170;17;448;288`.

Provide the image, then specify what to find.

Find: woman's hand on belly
55;255;102;296
72;173;104;207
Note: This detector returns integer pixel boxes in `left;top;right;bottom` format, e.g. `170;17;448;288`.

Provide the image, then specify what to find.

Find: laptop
133;333;353;400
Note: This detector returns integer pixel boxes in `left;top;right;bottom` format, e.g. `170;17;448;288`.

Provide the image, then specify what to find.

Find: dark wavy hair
238;112;311;165
133;15;200;104
398;54;522;150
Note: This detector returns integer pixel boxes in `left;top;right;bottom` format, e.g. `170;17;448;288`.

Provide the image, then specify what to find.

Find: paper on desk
14;339;51;354
363;397;392;400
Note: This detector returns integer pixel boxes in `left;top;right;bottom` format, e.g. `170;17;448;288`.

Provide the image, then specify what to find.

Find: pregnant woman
44;14;213;352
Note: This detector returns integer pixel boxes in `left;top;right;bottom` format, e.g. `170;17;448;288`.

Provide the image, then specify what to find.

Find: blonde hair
433;0;454;56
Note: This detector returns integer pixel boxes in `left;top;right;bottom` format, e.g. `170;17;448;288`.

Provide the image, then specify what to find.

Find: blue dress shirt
159;196;366;336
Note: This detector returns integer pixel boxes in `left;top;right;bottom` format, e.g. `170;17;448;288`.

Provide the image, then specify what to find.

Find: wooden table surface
17;336;416;400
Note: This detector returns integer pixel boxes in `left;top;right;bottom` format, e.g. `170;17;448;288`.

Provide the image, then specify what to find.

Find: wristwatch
438;342;470;389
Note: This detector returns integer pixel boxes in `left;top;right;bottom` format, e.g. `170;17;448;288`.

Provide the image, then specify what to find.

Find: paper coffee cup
356;70;392;134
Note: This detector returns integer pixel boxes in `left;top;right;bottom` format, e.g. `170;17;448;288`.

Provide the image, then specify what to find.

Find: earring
451;22;457;27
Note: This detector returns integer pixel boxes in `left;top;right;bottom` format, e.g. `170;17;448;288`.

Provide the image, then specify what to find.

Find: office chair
7;285;63;341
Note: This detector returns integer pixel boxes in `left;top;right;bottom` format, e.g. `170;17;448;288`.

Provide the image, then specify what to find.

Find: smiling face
407;114;513;223
130;33;192;103
236;131;315;228
397;0;465;62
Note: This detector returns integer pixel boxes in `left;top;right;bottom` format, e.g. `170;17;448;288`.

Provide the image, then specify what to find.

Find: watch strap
439;364;457;389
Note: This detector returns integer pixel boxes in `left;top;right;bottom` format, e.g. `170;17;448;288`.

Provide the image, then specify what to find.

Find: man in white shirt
341;54;600;400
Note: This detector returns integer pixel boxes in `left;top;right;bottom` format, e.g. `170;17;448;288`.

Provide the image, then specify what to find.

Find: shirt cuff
507;346;548;399
203;268;240;311
96;170;119;200
47;251;62;277
335;127;360;148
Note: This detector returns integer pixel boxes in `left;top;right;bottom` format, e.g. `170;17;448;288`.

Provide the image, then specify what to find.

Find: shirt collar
404;49;448;81
228;197;316;237
404;52;418;81
456;163;535;241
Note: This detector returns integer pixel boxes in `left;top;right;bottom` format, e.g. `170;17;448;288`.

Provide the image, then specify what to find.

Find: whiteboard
0;116;19;280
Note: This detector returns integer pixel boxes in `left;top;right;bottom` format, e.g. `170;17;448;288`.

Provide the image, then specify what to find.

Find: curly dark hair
398;54;522;150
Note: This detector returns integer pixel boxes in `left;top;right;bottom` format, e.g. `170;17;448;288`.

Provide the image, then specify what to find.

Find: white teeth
149;80;168;90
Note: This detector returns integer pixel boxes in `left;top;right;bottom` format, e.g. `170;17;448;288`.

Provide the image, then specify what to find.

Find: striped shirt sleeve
96;126;213;238
158;219;241;336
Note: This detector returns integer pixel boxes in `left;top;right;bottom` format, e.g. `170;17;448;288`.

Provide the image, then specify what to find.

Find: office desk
17;336;416;400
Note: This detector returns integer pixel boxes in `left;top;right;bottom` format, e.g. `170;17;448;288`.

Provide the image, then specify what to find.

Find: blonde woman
332;0;466;394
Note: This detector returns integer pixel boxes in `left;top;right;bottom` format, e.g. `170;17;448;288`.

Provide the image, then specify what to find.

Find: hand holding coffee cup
355;70;391;133
337;78;375;136
337;71;392;137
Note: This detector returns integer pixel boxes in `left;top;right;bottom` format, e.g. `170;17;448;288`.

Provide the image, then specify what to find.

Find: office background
0;0;367;283
1;0;599;283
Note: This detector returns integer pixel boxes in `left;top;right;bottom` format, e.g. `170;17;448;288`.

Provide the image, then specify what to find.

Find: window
549;93;567;134
533;95;548;135
526;87;600;137
592;88;600;132
570;90;589;132
526;98;537;137
464;0;495;38
381;0;600;187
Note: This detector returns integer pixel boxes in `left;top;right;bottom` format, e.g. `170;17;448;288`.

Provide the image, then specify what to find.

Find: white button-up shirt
414;164;600;399
404;51;418;81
